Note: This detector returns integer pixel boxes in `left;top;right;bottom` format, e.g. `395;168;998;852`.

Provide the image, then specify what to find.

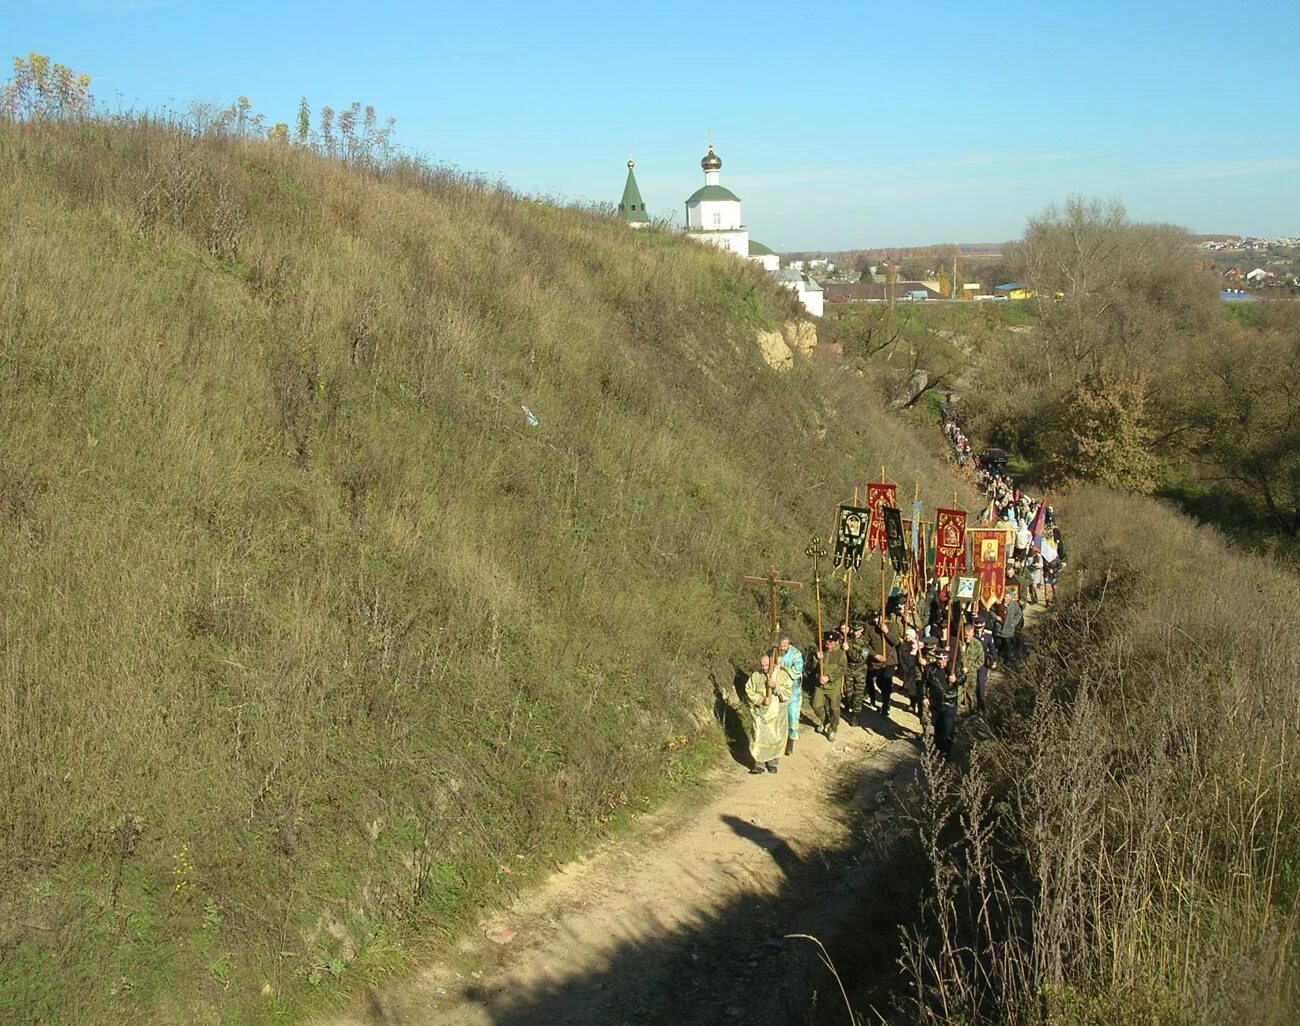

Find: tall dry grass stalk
900;487;1300;1025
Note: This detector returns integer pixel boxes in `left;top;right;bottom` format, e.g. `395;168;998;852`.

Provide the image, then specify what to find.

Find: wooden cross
742;565;804;638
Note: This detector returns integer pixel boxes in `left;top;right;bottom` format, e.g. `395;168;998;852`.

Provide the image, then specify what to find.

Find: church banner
833;504;870;570
866;482;898;552
970;528;1008;607
883;506;908;574
903;519;922;581
934;507;968;574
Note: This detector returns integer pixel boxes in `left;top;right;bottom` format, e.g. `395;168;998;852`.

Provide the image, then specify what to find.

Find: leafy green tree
832;303;914;361
1052;365;1159;491
964;198;1217;477
1181;313;1300;535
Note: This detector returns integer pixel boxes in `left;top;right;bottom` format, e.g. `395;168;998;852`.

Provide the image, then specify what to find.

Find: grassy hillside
0;121;974;1024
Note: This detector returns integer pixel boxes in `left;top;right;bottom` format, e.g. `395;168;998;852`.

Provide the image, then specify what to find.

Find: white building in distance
615;145;821;317
681;144;818;314
685;145;750;255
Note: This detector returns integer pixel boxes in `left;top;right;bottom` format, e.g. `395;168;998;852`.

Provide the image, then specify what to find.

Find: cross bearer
745;653;793;774
776;635;804;756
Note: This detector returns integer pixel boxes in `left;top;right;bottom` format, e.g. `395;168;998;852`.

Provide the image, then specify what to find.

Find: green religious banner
883;506;908;574
833;504;870;570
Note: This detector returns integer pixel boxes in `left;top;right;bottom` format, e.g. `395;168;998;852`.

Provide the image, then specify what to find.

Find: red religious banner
866;482;897;552
934;508;968;574
969;528;1008;607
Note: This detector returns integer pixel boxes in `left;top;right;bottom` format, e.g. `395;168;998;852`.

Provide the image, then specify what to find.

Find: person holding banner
812;632;845;743
899;626;923;719
868;609;902;722
843;621;872;727
973;615;997;711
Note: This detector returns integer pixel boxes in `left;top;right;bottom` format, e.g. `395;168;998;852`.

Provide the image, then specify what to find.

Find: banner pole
843;487;858;630
878;466;888;659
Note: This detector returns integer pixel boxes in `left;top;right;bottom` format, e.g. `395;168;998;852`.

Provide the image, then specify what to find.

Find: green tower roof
685;184;741;204
619;160;649;223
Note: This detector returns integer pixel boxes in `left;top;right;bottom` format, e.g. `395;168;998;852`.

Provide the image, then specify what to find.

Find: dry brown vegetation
897;487;1300;1025
0;116;975;1024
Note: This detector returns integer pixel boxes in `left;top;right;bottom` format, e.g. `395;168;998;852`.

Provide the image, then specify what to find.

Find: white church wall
686;199;744;231
688;229;749;255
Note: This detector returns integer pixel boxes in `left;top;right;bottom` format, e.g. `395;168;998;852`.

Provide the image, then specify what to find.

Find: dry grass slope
0;120;972;1024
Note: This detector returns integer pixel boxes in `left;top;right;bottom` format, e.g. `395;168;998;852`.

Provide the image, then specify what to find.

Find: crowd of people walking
742;409;1069;773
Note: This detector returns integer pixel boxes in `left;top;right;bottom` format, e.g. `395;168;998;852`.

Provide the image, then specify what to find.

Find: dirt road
318;693;931;1026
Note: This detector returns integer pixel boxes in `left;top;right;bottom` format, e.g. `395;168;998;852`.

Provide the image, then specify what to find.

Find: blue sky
9;0;1299;248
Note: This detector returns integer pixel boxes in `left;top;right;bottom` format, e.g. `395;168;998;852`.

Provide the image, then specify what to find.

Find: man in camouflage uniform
959;621;985;714
843;620;872;727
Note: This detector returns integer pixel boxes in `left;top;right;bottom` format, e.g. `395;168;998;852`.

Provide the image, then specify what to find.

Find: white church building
682;145;822;317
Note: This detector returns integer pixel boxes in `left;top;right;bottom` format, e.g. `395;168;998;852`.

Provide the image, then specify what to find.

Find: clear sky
9;0;1300;249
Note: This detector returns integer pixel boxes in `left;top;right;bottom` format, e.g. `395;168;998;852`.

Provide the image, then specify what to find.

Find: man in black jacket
898;626;922;719
923;643;963;761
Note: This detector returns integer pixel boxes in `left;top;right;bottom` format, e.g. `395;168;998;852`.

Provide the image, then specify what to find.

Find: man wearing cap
843;620;871;726
923;643;962;761
812;631;846;742
744;652;794;774
776;635;804;757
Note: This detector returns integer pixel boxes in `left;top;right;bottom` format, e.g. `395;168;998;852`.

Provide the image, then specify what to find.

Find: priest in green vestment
745;653;793;774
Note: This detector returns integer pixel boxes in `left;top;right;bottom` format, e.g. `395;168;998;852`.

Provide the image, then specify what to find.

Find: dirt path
318;603;1044;1026
318;694;931;1026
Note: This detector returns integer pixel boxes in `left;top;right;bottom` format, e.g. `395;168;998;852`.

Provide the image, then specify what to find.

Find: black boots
785;738;796;756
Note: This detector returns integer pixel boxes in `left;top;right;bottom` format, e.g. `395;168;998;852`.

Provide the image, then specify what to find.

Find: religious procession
740;410;1068;775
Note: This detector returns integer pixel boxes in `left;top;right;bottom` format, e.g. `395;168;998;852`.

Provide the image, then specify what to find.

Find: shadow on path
357;748;924;1026
720;813;803;879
